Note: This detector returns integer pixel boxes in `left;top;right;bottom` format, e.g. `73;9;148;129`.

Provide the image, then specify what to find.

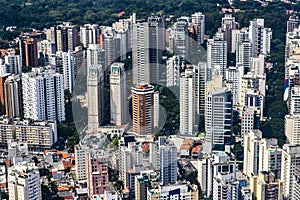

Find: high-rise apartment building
166;55;184;87
243;130;263;178
179;69;196;136
55;22;79;52
37;39;56;66
4;74;23;118
236;40;251;68
191;12;205;44
110;62;127;126
285;115;300;145
8;163;42;200
280;145;300;199
55;51;76;92
173;17;189;58
87;64;104;132
19;38;38;68
80;24;101;48
221;14;238;53
135;174;150;200
250;171;282;200
249;18;272;56
22;68;65;122
160;142;177;185
87;151;109;197
207;38;227;77
131;84;154;135
132;14;165;84
241;106;260;141
205;88;232;151
0;74;9;115
5;49;22;75
75;143;88;183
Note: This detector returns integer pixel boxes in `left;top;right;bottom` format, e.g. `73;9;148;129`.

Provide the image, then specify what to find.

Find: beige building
250;171;282;200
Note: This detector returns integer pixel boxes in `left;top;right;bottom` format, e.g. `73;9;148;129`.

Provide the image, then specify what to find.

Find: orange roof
180;144;191;149
62;161;73;169
57;185;70;191
4;159;10;166
141;143;150;151
192;145;202;153
62;153;70;159
122;188;130;194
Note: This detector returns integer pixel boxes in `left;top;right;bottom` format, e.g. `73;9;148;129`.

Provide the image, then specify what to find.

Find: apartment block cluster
0;8;298;200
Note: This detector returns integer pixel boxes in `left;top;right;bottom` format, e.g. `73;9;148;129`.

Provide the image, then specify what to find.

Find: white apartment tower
132;14;165;84
80;24;101;48
205;88;232;151
207;38;227;77
110;62;127;126
87;64;104;132
5;49;22;75
75;143;88;183
56;51;76;92
281;144;300;199
8;163;42;200
160;143;177;185
249;19;272;56
173;17;189;58
153;91;159;129
180;69;196;136
243;130;263;178
22;68;65;122
236;40;251;68
166;55;184;87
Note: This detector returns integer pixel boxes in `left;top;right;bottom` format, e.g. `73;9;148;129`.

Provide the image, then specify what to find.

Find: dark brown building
0;74;10;115
20;38;38;67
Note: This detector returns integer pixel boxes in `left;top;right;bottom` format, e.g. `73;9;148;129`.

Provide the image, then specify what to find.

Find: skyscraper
180;69;196;136
166;55;184;87
173;17;189;58
236;40;251;68
56;22;79;52
205;88;232;151
110;62;127;126
160;142;177;185
207;38;227;77
191;12;205;44
281;144;300;199
22;68;65;122
80;24;101;48
243;130;263;178
19;38;38;68
4;74;23;118
0;74;9;115
249;18;272;56
131;83;154;135
132;14;165;84
5;49;22;75
87;64;104;132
